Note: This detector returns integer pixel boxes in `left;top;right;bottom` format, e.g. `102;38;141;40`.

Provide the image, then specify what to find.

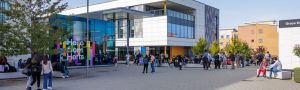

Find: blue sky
65;0;300;28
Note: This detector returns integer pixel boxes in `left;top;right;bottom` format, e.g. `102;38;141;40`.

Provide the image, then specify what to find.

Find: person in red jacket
257;58;267;77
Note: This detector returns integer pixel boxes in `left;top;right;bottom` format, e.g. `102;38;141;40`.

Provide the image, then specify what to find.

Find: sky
65;0;300;29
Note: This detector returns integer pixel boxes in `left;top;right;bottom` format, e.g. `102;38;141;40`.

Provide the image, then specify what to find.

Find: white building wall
279;27;300;69
60;0;164;15
61;0;208;47
116;16;168;47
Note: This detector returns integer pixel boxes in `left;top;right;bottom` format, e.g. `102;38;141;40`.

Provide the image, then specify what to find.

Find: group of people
23;55;53;90
142;54;157;73
256;53;282;79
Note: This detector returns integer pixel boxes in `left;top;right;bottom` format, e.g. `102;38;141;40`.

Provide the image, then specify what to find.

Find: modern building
237;22;278;57
0;1;9;23
279;19;300;69
59;0;219;61
218;29;237;49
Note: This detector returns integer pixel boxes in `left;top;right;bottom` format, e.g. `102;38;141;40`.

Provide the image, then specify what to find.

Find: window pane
176;24;180;37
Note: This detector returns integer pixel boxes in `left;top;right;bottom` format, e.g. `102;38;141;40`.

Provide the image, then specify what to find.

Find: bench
256;69;292;80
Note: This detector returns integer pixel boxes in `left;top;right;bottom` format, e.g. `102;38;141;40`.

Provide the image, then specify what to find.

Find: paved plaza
0;64;299;90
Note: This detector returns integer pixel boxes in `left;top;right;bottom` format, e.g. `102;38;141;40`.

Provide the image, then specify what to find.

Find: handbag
22;68;31;76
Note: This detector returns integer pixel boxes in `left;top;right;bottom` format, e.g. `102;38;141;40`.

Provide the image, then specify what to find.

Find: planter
294;67;300;83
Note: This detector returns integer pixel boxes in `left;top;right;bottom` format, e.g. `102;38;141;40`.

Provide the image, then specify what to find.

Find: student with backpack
202;50;211;70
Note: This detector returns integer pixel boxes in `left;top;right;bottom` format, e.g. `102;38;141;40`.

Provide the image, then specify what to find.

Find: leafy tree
294;44;300;58
224;38;252;58
2;0;68;56
209;41;219;56
192;38;207;55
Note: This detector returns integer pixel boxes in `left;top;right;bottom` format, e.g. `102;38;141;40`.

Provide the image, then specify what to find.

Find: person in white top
42;55;53;90
268;57;282;79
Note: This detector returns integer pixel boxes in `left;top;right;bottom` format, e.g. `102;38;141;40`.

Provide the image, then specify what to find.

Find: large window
167;10;195;39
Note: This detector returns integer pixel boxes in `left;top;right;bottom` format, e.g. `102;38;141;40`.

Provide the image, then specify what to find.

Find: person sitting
257;58;267;77
268;57;282;79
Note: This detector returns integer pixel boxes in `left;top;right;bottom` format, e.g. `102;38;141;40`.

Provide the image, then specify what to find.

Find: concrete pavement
0;64;299;90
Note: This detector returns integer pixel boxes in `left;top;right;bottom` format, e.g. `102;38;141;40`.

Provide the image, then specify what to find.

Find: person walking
214;52;221;69
202;50;211;70
42;55;53;90
257;58;267;78
229;52;235;70
150;55;156;73
28;55;42;90
142;55;149;74
25;58;32;90
268;57;282;79
221;52;227;69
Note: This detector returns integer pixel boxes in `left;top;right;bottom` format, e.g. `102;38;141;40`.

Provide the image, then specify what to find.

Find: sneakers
48;87;52;90
62;76;66;78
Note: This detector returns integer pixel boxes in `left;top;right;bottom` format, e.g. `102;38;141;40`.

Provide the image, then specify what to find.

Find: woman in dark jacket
27;55;42;90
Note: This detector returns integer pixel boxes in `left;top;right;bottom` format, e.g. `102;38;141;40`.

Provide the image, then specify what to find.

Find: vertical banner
57;39;60;52
90;42;95;66
76;43;80;65
63;41;67;57
90;48;93;66
87;41;91;65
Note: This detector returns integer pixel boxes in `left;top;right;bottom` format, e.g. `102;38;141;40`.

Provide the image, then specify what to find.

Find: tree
192;38;207;55
294;44;300;58
224;38;252;58
2;0;68;56
209;41;219;56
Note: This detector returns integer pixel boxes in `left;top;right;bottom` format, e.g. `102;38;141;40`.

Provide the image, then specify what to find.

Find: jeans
241;60;244;67
151;64;155;72
61;66;69;76
43;72;52;89
269;67;280;78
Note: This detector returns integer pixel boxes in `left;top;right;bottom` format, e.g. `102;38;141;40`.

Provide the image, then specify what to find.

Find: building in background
60;0;219;60
237;21;278;57
218;29;237;49
0;1;9;23
278;19;300;69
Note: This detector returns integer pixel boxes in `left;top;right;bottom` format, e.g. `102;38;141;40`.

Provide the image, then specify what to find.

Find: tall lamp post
86;0;89;77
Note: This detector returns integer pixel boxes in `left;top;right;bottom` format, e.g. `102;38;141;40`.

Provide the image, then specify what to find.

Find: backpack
143;58;149;64
203;54;208;62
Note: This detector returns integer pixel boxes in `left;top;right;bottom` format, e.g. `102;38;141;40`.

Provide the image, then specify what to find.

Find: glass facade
49;14;115;66
167;10;195;39
0;1;9;23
